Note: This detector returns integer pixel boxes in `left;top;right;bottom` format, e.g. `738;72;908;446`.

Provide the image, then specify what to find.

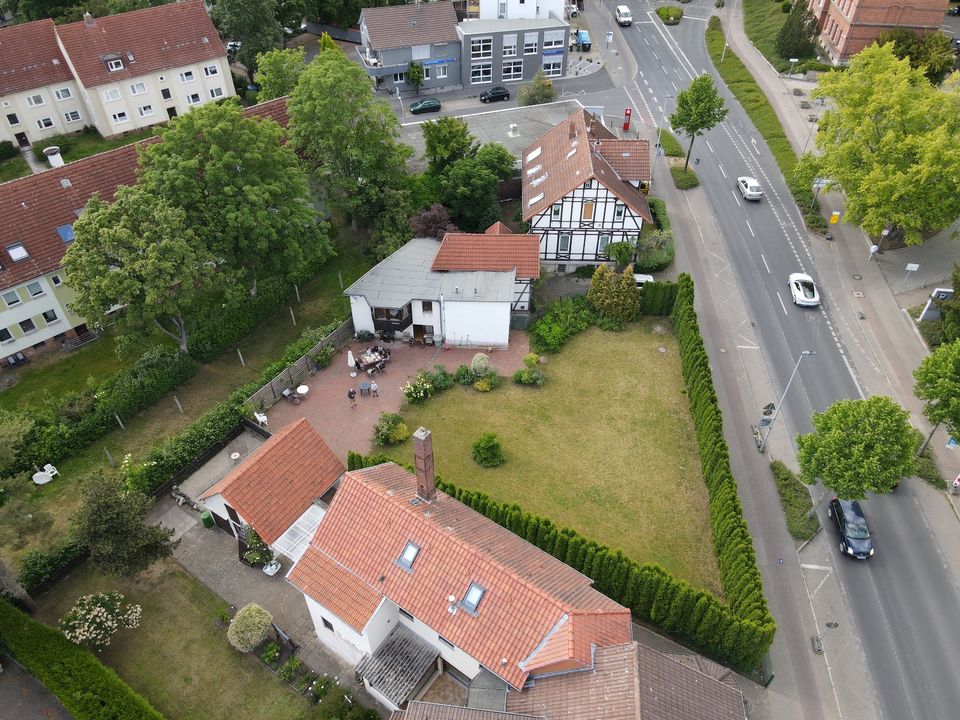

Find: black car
827;498;874;559
480;86;510;103
409;98;441;115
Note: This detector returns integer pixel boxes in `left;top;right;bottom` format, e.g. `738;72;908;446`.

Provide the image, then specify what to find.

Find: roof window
526;147;542;163
397;541;420;570
56;224;75;244
528;192;543;206
103;54;124;72
461;582;485;613
7;243;28;262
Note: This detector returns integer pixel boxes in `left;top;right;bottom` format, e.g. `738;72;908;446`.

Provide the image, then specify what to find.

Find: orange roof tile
200;419;344;544
597;139;651;182
0;19;74;96
432;223;540;280
287;546;383;632
521;109;652;223
0;99;290;292
56;1;225;89
297;463;632;690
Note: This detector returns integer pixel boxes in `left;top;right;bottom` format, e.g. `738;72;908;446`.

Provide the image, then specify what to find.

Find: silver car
788;272;820;307
737;176;763;200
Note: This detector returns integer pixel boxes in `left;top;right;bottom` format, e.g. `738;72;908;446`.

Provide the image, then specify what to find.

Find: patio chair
43;463;59;478
281;388;301;405
376;361;386;374
254;412;268;427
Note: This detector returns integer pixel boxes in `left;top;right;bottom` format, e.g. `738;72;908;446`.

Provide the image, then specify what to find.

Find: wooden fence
245;318;354;410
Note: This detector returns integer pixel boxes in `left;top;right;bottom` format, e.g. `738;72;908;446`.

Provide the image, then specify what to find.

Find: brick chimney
413;427;436;502
83;11;95;26
568;121;577;139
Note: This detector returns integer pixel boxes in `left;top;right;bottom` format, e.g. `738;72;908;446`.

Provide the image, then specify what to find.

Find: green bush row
670;166;700;189
670;273;775;662
769;460;820;541
656;130;684;159
0;140;20;161
706;17;827;231
10;346;198;473
656;6;683;23
647;197;671;232
17;538;89;594
0;600;165;720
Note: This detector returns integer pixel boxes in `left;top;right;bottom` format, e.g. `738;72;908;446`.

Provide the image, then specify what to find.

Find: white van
615;5;632;25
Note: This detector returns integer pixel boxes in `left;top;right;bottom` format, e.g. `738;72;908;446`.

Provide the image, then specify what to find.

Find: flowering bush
402;372;434;404
374;413;410;446
243;527;274;566
59;591;141;651
227;603;273;652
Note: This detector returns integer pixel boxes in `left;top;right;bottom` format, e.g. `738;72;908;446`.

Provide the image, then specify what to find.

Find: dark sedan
409;98;441;115
828;498;875;559
480;86;510;103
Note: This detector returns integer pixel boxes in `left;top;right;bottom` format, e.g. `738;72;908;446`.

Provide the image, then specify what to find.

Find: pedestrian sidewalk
21;146;48;175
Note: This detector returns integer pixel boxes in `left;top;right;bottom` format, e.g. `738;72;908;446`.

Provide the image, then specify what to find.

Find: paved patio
266;332;531;462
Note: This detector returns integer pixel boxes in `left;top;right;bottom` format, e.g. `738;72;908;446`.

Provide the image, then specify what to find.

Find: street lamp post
788;57;799;77
801;98;825;155
758;350;816;452
651;95;673;183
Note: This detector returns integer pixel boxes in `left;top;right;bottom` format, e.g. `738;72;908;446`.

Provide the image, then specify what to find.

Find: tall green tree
406;61;424;95
810;44;960;245
476;143;516;181
254;46;306;100
422;116;479;175
796;396;916;499
518;69;556;105
775;1;818;62
72;472;177;576
438;158;500;232
138;101;328;297
212;0;283;81
587;264;640;323
290;48;411;228
670;74;729;171
878;28;957;85
317;31;341;54
64;187;219;353
914;338;960;432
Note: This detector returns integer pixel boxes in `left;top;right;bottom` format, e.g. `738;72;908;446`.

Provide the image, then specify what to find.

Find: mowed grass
384;323;722;596
743;0;792;72
0;155;31;182
35;560;310;720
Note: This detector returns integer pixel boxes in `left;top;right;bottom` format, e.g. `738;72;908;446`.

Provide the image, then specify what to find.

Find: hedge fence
0;600;166;720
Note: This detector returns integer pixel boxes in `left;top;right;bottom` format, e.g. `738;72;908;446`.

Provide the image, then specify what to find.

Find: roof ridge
58;0;206;28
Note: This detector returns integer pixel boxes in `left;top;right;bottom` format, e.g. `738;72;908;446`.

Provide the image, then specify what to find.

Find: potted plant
243;527;274;567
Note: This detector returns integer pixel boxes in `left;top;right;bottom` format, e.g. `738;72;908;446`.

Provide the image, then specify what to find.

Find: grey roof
361;2;460;51
356;624;438;707
468;669;509;712
402;702;544;720
457;17;569;35
345;238;517;307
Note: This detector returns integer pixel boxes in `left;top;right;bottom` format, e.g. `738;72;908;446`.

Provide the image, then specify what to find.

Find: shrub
472;373;501;392
242;527;274;566
647;197;671;232
278;656;303;682
18;539;89;594
261;641;280;667
313;344;338;369
657;131;684;158
513;368;546;386
640;281;679;315
425;364;455;391
523;353;540;369
769;461;820;541
471;353;491;376
574;264;598;278
311;675;333;702
0;600;164;720
402;372;434;404
656;6;683;23
0;140;20;161
781;0;791;10
227;603;273;652
670;165;700;189
518;69;556;105
635;228;675;273
453;364;474;385
59;591;141;651
32;129;82;161
374;413;410;446
529;296;596;353
587;265;641;323
472;432;505;467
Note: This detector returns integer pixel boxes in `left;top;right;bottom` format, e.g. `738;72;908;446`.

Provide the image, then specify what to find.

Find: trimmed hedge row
0;600;166;720
769;460;820;541
18;538;89;594
11;346;198;473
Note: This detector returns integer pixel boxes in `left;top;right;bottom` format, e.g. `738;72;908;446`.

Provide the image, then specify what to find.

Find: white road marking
718;163;727;179
705;139;714;153
731;189;741;206
800;563;833;571
777;292;789;316
761;254;771;274
745;219;756;238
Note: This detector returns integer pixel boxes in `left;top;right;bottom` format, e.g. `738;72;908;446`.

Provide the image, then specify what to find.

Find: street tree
211;0;283;81
670;74;729;171
422;116;479;175
438;158;500;232
810;43;960;246
775;1;818;62
138;101;328;296
290;48;411;228
406;61;424;95
72;472;177;576
255;46;306;100
64;186;219;353
476;143;516;181
878;28;957;85
369;185;415;260
914;338;960;433
518;70;555;105
796;395;916;499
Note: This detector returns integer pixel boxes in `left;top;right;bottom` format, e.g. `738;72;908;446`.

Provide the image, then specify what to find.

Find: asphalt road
613;3;960;718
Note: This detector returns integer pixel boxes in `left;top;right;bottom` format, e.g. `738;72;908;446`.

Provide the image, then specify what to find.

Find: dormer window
107;58;124;71
397;541;420;570
462;582;485;613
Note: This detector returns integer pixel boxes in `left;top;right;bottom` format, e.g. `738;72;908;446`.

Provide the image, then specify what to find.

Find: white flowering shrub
227;603;273;652
59;591;141;651
401;372;434;404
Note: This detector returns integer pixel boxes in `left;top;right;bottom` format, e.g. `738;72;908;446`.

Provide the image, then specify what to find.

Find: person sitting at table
376;361;386;374
372;345;380;354
383;349;391;359
354;359;363;371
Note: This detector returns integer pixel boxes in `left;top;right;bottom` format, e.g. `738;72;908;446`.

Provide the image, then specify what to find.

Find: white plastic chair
43;463;59;477
254;412;268;427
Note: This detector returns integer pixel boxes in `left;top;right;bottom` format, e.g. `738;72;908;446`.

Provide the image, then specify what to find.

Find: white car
737;176;763;200
788;272;820;307
634;273;654;288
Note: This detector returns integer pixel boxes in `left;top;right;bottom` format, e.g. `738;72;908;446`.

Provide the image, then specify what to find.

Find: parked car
566;3;579;17
633;273;654;288
827;498;875;559
410;98;441;115
615;5;633;25
788;272;820;307
737;176;763;200
480;86;510;103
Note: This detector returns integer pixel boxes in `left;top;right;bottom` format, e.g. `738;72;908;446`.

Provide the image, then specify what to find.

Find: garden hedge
17;538;89;594
0;600;166;720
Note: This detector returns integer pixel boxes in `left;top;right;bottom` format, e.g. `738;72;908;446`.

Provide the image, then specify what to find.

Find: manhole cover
852;274;862;280
658;346;667;353
852;291;864;298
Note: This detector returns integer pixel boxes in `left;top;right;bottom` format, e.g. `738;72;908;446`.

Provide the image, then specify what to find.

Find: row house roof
0;19;74;97
360;2;460;51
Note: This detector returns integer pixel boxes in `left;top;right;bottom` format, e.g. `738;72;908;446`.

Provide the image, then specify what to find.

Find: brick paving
266;332;530;462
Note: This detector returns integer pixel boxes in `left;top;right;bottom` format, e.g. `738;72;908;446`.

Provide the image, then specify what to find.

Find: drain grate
852;274;862;280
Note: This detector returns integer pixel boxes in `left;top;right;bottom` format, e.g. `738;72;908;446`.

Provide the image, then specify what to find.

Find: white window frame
26;281;44;298
54;87;72;101
0;327;11;343
503;34;517;57
423;66;431;80
461;582;486;613
19;318;36;334
186;93;201;105
138;104;155;118
471;37;493;60
615;203;625;220
8;243;28;261
203;64;219;77
161;88;173;100
36;117;54;129
179;70;195;83
103;88;122;102
524;33;538;55
392;72;406;84
411;44;430;61
111;111;129;124
543;30;565;49
64;110;81;123
2;289;21;307
551;203;562;219
599;234;612;252
210;87;225;99
26;93;44;107
130;82;147;95
470;62;492;85
107;58;124;71
398;541;420;569
6;113;20;126
436;64;448;79
51;274;62;286
498;0;506;16
543;60;562;78
558;234;571;253
42;308;58;324
502;59;523;81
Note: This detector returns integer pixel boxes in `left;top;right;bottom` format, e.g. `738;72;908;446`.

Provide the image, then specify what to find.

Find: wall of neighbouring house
397;609;484;681
349;295;376;335
302;594;372;665
1;271;86;359
0;80;86;146
411;299;441;337
442;300;509;346
201;493;245;537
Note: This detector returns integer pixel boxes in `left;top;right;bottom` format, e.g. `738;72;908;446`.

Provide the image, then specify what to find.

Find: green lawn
0;155;31;182
743;0;792;72
383;323;722;596
35;560;311;720
63;127;156;162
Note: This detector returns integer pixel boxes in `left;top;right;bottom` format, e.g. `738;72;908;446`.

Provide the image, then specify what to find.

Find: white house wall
1;80;86;146
478;0;565;20
412;299;441;336
350;295;376;334
513;280;532;311
200;493;248;536
443;300;509;346
302;594;370;665
1;273;84;357
397;610;483;681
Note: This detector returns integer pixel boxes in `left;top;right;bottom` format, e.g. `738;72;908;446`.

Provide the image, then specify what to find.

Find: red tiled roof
360;2;460;51
0;19;74;97
432;222;540;280
295;463;632;690
400;703;544;720
287;546;383;632
56;0;225;88
597;139;651;182
0;99;290;293
199;419;344;544
521;109;652;223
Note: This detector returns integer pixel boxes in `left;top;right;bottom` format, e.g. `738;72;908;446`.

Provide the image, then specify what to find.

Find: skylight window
528;192;544;206
398;541;420;570
462;582;485;613
56;224;75;244
7;243;28;261
526;147;542;163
